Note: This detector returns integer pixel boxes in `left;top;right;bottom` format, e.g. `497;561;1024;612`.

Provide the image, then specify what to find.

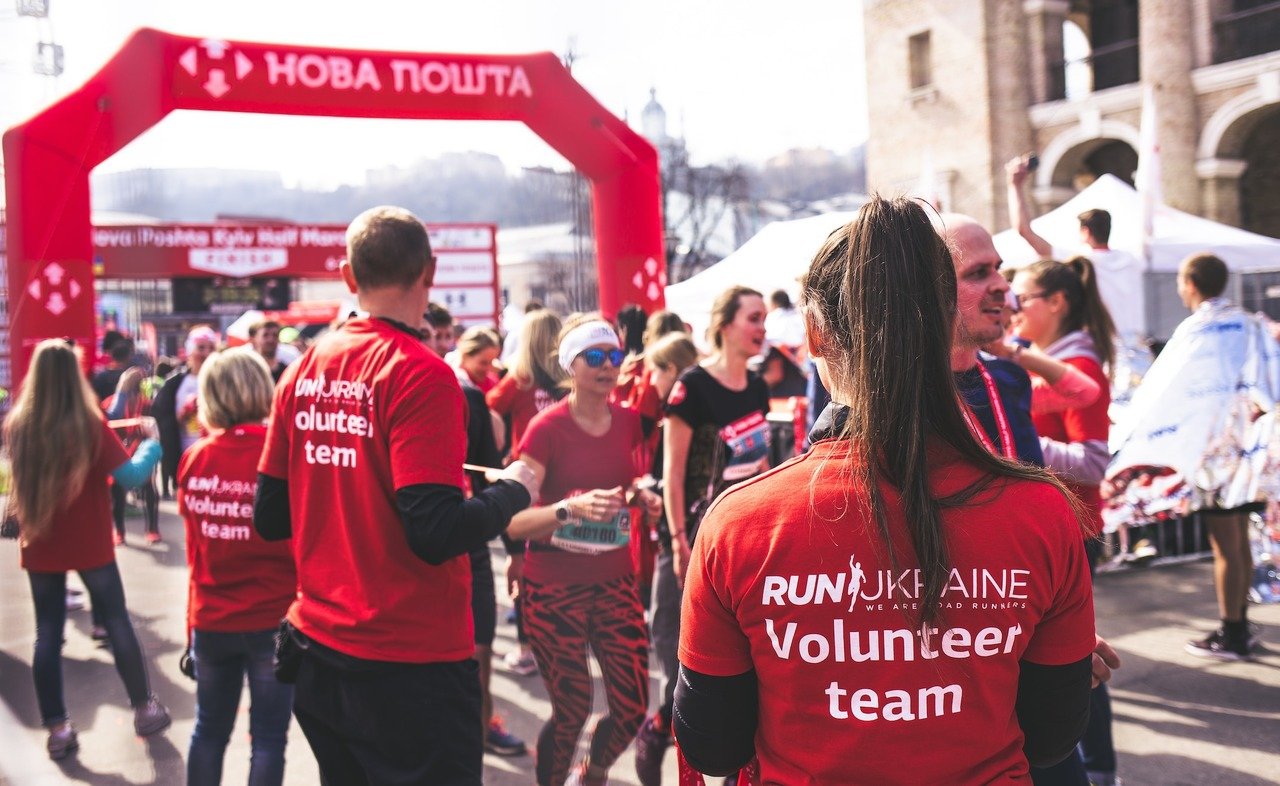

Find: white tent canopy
664;209;861;344
993;174;1280;272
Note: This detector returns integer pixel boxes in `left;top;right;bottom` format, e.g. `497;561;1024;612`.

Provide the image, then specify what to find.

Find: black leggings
111;479;159;537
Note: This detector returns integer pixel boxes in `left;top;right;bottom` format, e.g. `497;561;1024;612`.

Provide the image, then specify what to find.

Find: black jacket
150;367;190;481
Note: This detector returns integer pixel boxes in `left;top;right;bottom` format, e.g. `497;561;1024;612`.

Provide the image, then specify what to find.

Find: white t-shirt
175;372;202;452
764;306;806;349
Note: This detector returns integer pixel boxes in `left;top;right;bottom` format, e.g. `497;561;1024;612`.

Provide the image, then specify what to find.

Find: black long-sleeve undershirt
1018;656;1094;767
672;655;1092;776
253;473;530;564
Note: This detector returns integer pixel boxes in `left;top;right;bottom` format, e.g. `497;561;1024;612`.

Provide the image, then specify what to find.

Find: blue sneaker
484;715;527;757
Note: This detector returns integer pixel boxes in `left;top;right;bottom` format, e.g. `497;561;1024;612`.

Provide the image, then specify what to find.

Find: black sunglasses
580;348;626;368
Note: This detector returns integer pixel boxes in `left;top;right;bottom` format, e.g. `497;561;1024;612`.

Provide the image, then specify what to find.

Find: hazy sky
0;0;869;187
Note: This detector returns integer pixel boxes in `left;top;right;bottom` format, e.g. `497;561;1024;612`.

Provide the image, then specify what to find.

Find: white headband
185;327;219;354
558;320;621;371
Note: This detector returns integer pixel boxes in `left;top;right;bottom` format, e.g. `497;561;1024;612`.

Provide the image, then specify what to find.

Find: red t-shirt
179;424;296;633
1031;356;1110;535
486;373;560;456
517;400;643;584
680;439;1095;785
20;419;129;573
259;317;472;663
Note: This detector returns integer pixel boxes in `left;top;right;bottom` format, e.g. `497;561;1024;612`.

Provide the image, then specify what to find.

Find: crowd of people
1;190;1273;786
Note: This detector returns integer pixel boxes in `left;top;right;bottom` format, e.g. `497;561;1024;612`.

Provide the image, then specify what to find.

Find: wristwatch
554;500;572;523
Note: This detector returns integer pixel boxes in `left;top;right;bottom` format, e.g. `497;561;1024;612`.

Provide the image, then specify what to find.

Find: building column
1140;0;1201;214
1197;157;1247;228
1023;0;1070;104
987;0;1036;231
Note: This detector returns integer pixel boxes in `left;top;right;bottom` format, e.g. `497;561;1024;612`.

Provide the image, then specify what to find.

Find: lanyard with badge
960;361;1017;458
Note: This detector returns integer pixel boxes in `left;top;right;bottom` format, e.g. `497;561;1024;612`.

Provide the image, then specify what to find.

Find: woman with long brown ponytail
674;197;1097;783
4;339;170;760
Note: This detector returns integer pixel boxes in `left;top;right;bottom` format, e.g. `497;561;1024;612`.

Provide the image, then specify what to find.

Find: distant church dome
641;88;667;144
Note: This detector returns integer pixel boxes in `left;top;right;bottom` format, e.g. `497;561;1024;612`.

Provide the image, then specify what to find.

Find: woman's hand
635;488;663;519
117;367;145;395
505;554;524;600
571;486;625;521
672;532;692;589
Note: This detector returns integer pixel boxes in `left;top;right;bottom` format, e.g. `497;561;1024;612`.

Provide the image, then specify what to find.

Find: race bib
550;508;633;555
721;411;772;482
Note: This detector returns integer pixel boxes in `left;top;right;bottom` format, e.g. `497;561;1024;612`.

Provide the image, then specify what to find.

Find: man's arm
253;472;292;541
1017;656;1092;767
673;665;758;777
1006;156;1053;258
396;479;531;565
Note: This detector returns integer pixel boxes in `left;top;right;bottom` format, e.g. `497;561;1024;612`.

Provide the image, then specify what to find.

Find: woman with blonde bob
675;197;1097;783
4;339;168;760
180;350;297;786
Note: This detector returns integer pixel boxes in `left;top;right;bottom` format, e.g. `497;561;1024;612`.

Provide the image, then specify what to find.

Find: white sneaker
501;649;538;676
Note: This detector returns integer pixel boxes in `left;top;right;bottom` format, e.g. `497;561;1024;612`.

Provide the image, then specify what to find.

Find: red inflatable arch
2;28;664;384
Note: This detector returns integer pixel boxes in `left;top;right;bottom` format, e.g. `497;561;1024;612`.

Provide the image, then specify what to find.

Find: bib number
550;508;632;555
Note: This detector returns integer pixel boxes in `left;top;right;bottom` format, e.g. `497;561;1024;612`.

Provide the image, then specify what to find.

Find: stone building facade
863;0;1280;238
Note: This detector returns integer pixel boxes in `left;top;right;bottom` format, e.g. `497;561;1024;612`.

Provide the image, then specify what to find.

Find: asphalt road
1;502;1277;785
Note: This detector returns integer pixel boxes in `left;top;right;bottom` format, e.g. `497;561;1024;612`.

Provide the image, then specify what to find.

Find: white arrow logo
27;280;41;299
204;69;231;98
46;292;67;316
631;256;667;303
178;40;251;99
200;39;230;59
43;262;65;286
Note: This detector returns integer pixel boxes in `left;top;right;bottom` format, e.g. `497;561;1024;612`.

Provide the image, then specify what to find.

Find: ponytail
1063;256;1117;373
1024;257;1117;374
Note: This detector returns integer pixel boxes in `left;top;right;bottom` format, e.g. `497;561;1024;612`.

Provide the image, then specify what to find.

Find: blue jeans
188;629;294;786
28;562;151;725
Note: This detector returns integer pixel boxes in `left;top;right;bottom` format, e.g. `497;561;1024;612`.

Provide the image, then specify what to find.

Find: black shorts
1200;501;1265;518
469;546;496;648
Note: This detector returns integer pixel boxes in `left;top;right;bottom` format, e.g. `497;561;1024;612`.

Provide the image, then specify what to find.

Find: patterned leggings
525;574;649;786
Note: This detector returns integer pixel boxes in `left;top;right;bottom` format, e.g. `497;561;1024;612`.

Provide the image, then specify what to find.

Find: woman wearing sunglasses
989;255;1119;786
507;315;661;786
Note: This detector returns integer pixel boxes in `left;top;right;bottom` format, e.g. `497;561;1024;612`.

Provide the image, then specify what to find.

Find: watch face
556;503;569;522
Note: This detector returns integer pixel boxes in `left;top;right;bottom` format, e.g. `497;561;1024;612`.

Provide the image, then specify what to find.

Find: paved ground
1;502;1277;785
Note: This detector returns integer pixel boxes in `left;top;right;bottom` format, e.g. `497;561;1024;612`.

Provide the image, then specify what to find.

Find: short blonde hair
646;332;698;374
198;351;275;430
457;326;501;358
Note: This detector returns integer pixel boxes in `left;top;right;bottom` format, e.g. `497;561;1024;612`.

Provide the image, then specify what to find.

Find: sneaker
502;649;538;676
46;723;78;760
1128;539;1158;563
133;695;171;736
65;589;85;611
484;715;528;757
633;714;671;786
1185;629;1251;661
91;625;110;642
145;531;162;545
